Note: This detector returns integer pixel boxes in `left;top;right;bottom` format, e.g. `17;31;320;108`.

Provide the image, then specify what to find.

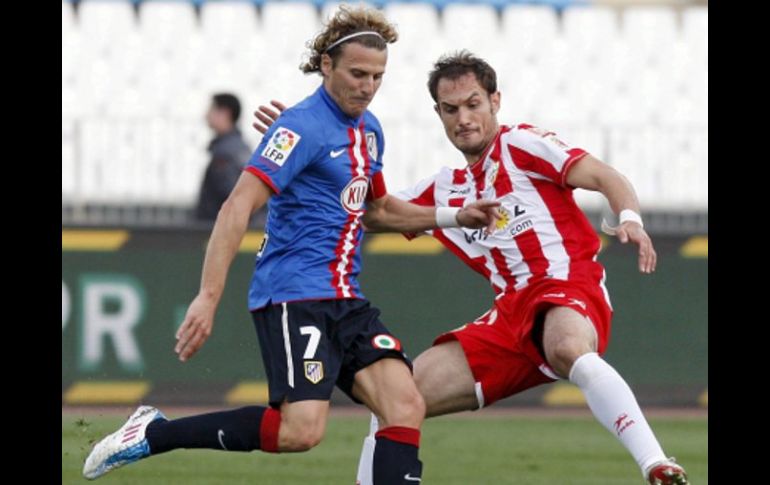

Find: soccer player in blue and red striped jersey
83;7;499;484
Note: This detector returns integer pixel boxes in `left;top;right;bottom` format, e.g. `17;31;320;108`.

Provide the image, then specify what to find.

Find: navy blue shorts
251;298;411;407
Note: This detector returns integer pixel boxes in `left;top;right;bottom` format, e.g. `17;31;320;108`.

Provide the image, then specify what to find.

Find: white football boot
82;405;167;480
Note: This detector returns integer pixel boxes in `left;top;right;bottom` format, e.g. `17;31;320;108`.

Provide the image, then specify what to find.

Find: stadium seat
498;74;545;128
562;6;619;60
658;80;708;128
321;1;377;24
569;120;608;212
171;120;211;204
78;120;110;203
62;119;77;199
79;0;137;38
622;6;678;67
606;57;647;105
383;3;442;70
62;0;75;34
76;1;142;116
198;35;256;95
604;128;648;205
62;20;82;118
682;6;708;64
61;1;709;213
199;0;262;85
598;92;639;126
606;126;693;209
682;6;708;47
200;1;259;54
140;1;197;38
659;128;708;208
538;86;591;126
441;4;500;57
260;2;319;59
500;5;559;65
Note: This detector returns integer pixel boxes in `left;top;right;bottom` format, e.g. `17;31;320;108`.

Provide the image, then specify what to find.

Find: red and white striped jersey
396;124;610;300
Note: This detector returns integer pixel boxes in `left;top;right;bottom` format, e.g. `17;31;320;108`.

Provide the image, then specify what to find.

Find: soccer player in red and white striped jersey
254;51;688;484
395;121;611;296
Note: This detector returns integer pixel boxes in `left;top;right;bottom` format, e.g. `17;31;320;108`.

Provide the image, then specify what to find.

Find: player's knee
281;425;325;451
291;429;324;451
278;411;327;452
390;386;426;427
409;388;427;423
546;341;590;377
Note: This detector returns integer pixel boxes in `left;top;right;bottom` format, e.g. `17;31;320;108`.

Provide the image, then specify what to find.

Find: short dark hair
212;93;241;123
427;50;498;103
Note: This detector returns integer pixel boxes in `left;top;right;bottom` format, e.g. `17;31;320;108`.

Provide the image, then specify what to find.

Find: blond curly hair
301;5;398;74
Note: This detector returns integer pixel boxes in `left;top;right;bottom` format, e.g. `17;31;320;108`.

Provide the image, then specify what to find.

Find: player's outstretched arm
251;100;501;234
566;154;656;274
363;193;500;234
175;173;273;362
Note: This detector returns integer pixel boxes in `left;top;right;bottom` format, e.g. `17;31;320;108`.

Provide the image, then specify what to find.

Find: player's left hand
175;293;217;362
457;200;502;234
252;100;286;135
615;222;657;274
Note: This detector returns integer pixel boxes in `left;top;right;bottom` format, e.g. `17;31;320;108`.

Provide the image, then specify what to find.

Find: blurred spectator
195;93;252;221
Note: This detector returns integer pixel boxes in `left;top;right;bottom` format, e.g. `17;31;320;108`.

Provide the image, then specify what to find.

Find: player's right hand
458;199;502;234
252;100;286;135
616;222;657;274
174;294;217;362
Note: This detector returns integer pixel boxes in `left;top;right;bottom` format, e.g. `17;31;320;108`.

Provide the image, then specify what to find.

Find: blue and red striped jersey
245;85;385;310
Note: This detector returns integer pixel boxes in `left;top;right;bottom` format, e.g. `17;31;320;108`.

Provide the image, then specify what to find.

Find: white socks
569;352;666;473
355;414;379;485
355;354;667;482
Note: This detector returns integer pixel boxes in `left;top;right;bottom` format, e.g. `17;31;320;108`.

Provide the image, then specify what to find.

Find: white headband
324;31;386;53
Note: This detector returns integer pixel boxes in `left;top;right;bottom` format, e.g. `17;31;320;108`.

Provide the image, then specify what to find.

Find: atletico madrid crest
304;361;324;384
365;132;378;161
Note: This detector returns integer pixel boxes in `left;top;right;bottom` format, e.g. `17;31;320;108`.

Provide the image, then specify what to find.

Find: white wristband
600;209;643;235
436;207;461;228
619;209;643;228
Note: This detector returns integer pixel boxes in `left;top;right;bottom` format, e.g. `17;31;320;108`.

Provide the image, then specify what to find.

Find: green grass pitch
63;412;707;484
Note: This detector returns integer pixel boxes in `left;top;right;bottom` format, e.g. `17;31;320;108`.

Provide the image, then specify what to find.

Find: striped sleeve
393;173;440;240
393;173;439;205
506;124;588;187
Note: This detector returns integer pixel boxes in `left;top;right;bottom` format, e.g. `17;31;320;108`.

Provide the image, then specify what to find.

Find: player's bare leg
352;358;425;484
414;341;480;417
542;306;688;484
356;341;477;485
276;400;329;451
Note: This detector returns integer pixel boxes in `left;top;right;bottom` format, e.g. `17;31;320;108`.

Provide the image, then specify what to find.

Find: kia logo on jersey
340;176;368;214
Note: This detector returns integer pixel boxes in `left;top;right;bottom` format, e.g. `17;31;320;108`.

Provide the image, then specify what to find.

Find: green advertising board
62;230;707;406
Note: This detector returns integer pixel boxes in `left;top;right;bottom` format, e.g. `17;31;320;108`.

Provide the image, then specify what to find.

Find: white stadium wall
62;1;708;214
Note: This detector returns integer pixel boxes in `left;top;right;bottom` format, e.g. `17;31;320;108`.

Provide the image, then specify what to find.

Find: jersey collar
469;125;506;171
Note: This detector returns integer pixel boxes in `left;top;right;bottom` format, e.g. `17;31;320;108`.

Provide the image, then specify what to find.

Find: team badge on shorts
304;361;324;384
371;334;401;351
